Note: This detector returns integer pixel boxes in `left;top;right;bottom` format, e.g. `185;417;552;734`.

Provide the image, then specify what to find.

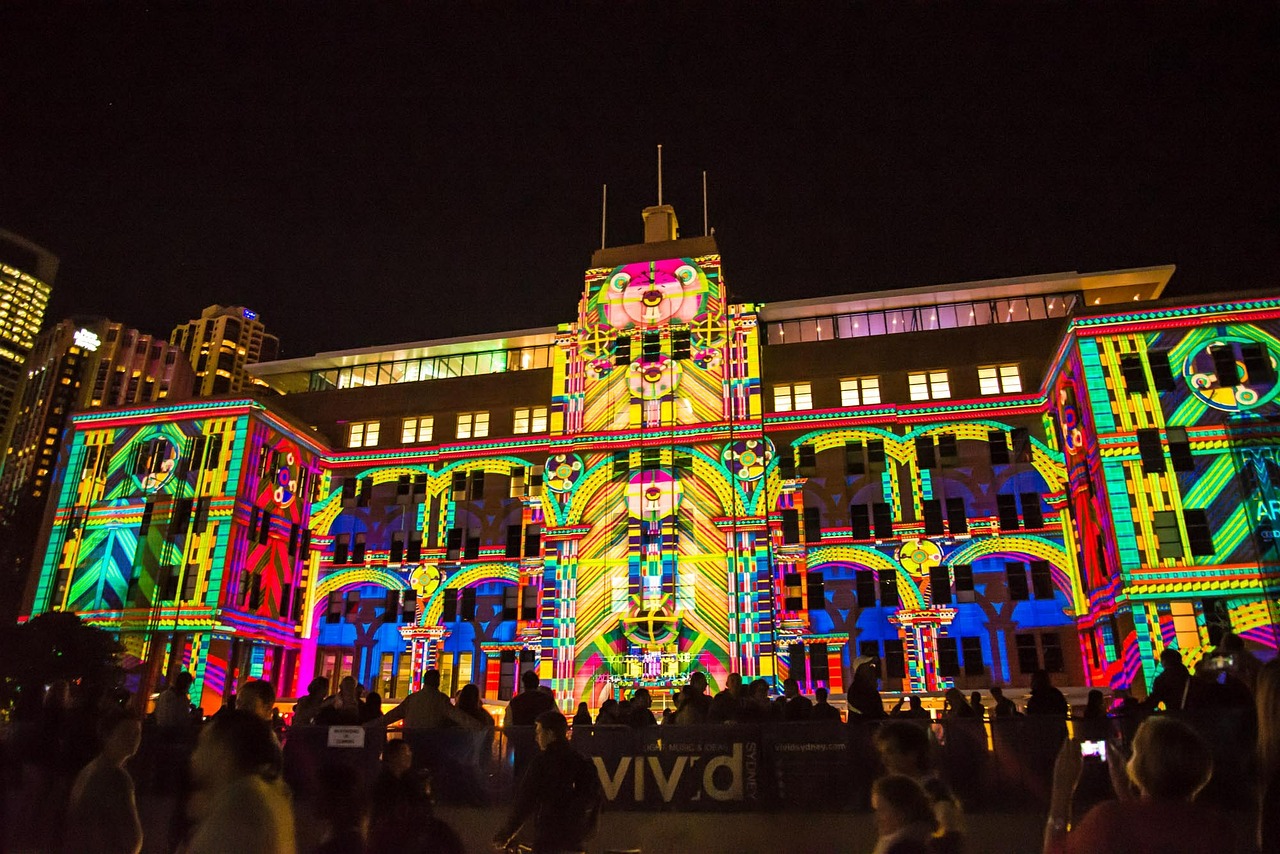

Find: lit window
347;421;380;448
908;370;951;401
978;364;1022;395
457;411;490;440
774;382;813;412
840;376;881;406
401;416;434;444
514;406;548;434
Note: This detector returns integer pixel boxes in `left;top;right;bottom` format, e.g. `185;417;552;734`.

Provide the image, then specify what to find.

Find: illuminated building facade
0;230;56;474
171;304;280;397
24;207;1280;709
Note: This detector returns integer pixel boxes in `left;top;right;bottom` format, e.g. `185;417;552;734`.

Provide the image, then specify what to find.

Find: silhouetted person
870;775;937;854
891;696;931;719
155;672;195;728
970;691;985;719
573;702;593;726
675;671;712;724
943;687;976;718
316;675;362;725
1026;669;1070;716
361;690;384;723
780;677;813;721
1081;689;1106;720
508;670;558;726
811;686;843;722
370;669;479;730
707;672;744;723
626;688;658;727
596;698;623;725
63;710;144;854
874;721;966;849
293;676;329;725
238;679;276;722
847;655;886;719
990;686;1019;718
1139;649;1194;712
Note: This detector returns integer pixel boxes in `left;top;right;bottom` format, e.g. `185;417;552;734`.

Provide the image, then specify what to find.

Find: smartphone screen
1080;740;1107;761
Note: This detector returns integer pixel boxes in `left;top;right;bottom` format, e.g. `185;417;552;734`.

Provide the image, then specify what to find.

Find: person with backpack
492;709;602;854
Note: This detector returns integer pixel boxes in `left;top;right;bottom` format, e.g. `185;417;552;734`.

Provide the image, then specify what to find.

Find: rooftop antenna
657;144;663;206
702;170;709;236
600;183;607;250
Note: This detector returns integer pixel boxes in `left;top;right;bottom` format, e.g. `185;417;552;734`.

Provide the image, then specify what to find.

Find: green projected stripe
1180;455;1236;508
1079;339;1115;433
1208;505;1250;562
1102;462;1141;570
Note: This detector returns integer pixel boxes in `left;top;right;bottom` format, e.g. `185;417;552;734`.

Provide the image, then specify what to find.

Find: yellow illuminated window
514;406;548;434
401;416;434;444
909;370;951;401
840;376;881;406
457;411;490;440
347;420;380;448
774;382;813;412
978;364;1022;395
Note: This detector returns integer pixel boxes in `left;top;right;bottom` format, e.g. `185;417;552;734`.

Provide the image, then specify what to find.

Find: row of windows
310;344;555;392
346;407;549;448
773;363;1022;412
780;430;1034;482
1118;341;1275;394
857;630;1064;680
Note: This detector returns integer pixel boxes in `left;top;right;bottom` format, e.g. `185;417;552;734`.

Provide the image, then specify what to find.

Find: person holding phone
1042;716;1235;853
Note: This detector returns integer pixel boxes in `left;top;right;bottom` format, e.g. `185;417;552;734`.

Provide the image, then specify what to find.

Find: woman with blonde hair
1256;658;1280;851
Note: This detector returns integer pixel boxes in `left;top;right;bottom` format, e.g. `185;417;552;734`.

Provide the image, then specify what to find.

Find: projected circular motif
602;260;708;330
137;438;179;492
896;537;943;578
273;450;299;508
620;608;680;646
410;564;443;597
1184;337;1280;412
627;355;682;400
722;438;775;481
544;453;584;494
626;469;683;523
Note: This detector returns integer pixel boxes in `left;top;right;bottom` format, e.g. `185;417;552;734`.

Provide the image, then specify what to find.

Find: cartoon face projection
722;438;775;482
274;450;299;508
626;469;683;524
544;453;584;494
896;537;943;579
627;355;682;400
1185;337;1280;412
602;259;710;330
138;438;179;492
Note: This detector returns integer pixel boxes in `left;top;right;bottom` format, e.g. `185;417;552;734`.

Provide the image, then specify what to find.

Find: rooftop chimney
642;205;679;243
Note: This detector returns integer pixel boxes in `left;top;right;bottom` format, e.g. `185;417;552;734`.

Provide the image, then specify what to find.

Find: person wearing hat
848;655;887;719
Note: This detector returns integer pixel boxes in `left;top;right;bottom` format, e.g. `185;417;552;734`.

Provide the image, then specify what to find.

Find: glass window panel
908;372;930;401
840;379;860;406
474;352;493;375
972;302;993;326
404;360;421;383
836;315;857;339
929;371;951;399
378;363;393;386
1027;297;1048;320
862;376;881;405
774;386;793;412
868;313;887;336
1008;299;1030;322
793;382;813;410
1000;364;1022;392
445;355;464;377
799;319;820;343
815;317;834;341
474;411;490;437
979;367;1001;395
936;304;958;328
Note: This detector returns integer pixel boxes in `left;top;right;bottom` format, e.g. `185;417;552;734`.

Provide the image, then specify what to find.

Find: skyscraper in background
170;304;279;397
0;230;56;473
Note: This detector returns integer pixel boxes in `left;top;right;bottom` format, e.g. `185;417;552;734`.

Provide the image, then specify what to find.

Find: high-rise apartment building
170;305;279;397
0;230;56;469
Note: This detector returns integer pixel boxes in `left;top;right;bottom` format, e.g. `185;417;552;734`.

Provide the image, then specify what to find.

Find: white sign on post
327;726;366;748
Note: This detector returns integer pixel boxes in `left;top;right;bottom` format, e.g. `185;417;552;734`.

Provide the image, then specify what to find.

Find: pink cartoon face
626;469;683;523
603;259;707;330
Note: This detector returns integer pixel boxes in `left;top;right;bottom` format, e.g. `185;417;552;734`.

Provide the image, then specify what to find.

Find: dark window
446;528;463;560
1021;493;1044;529
1016;633;1040;674
954;564;974;602
996;494;1020;529
520;587;539;621
850;504;872;539
1185;510;1215;556
357;477;373;507
524;527;542;557
946;497;968;534
402;590;417;622
1137;429;1165;474
962;636;985;676
1154;511;1184;559
856;570;877;607
783;572;803;611
1167;427;1195;471
930;565;952;605
333;533;350;565
989;430;1010;465
1242;343;1275;383
468;471;485;500
502;586;519;620
642;332;661;360
406;533;422;562
803;507;822;542
1120;354;1148;392
168;498;193;537
879;568;900;607
460;588;477;620
845;441;865;475
642;447;662;470
872;503;893;539
797;444;817;475
614;335;632;365
1148;351;1176;390
390;531;405;563
182;565;200;602
922;499;945;535
288;523;300;557
1006;562;1030;600
300;530;312;561
858;641;882;678
351;531;365;562
442;588;458;622
506;524;522;558
341;477;357;506
781;509;801;544
672;328;692;360
1030;560;1055;599
464;536;480;560
258;511;272;545
452;470;467;497
937;638;960;677
1042;633;1065;673
809;643;829;682
1211;344;1240;387
1012;427;1032;463
867;440;885;467
937;433;958;461
916;436;936;469
807;572;825;610
613;452;630;476
885;639;906;679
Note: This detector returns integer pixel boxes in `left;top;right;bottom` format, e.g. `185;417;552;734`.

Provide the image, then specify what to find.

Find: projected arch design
806;545;923;609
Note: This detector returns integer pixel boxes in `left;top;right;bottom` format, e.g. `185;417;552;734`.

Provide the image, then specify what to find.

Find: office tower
0;230;56;472
170;304;279;397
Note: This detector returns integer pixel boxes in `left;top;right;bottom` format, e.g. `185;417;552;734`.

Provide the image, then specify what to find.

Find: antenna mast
702;170;709;236
601;183;607;250
657;144;663;205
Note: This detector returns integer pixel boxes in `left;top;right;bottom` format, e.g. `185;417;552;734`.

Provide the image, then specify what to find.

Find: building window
773;382;813;412
840;376;881;406
401;416;434;444
1154;510;1183;559
347;421;380;448
514;406;548;434
978;364;1022;395
1184;510;1215;556
908;370;950;401
456;411;490;439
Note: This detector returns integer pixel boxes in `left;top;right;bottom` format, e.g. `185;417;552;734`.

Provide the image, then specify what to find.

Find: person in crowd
316;675;363;725
874;721;966;848
1138;648;1195;712
1256;657;1280;852
572;702;593;727
596;698;624;725
626;688;658;727
493;710;603;854
368;739;464;853
184;709;295;854
155;672;195;727
675;671;712;724
292;676;329;725
315;762;368;854
238;679;276;723
368;669;481;730
508;670;558;726
812;686;844;722
780;677;813;721
870;774;938;854
989;686;1020;718
360;691;384;723
969;691;985;719
1081;689;1106;720
1204;631;1263;692
891;696;931;720
456;684;494;728
847;655;887;719
63;709;144;854
661;706;677;724
942;687;976;719
1043;716;1234;853
1025;669;1070;716
707;672;744;723
1108;685;1140;716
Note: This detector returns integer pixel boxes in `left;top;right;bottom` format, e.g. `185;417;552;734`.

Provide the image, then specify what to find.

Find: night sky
2;4;1277;359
